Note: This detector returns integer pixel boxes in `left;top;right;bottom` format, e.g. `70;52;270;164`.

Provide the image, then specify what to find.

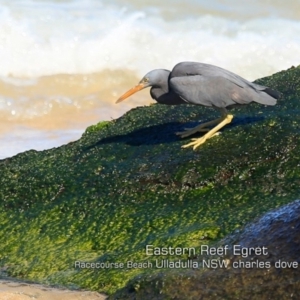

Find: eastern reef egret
117;62;280;149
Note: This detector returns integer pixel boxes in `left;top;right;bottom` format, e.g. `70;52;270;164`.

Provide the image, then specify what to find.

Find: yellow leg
176;117;223;138
182;114;233;150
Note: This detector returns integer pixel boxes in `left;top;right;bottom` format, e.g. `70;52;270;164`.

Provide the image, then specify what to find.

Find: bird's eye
143;78;149;83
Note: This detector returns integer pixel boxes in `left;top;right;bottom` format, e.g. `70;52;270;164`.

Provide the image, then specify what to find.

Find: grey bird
116;62;280;149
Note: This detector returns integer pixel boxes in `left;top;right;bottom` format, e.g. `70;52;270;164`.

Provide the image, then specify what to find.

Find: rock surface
0;65;299;296
113;200;300;299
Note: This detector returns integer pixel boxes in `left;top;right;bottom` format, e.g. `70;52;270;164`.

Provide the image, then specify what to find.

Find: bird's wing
171;62;253;87
169;74;254;107
170;62;278;106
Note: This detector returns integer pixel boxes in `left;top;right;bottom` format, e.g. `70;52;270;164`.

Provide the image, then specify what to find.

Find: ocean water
0;0;299;158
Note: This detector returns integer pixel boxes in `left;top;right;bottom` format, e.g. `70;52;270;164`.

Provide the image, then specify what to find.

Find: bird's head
116;69;170;103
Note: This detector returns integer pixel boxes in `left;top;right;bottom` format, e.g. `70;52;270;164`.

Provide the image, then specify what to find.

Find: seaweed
0;65;299;295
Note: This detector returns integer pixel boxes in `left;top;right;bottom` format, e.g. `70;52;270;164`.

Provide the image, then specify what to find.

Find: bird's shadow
85;115;265;151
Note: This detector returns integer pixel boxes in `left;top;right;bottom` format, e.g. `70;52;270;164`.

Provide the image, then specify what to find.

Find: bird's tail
262;87;281;99
252;84;281;106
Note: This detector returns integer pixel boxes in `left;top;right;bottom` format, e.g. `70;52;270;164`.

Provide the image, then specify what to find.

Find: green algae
113;200;300;300
85;120;110;135
0;66;300;295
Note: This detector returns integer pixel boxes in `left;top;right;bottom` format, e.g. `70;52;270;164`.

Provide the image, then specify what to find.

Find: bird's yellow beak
116;83;146;103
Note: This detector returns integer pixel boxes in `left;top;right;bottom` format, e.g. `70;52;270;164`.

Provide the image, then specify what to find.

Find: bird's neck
150;85;169;98
150;86;185;105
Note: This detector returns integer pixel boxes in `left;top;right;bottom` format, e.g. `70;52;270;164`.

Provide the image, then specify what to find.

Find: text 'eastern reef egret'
116;62;280;150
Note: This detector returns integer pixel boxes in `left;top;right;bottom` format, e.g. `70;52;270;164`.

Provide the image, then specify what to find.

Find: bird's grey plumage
143;69;186;105
169;62;279;108
116;61;280;150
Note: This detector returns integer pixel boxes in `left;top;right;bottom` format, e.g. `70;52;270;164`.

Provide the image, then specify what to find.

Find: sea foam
0;0;299;80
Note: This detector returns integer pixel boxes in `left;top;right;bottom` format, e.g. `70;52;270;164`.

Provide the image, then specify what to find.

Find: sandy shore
0;279;107;300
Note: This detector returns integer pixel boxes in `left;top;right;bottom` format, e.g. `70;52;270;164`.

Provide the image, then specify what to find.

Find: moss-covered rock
112;200;300;299
0;65;299;296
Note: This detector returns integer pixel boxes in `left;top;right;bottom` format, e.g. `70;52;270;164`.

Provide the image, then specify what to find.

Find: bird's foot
175;118;223;138
181;132;221;150
182;137;207;150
